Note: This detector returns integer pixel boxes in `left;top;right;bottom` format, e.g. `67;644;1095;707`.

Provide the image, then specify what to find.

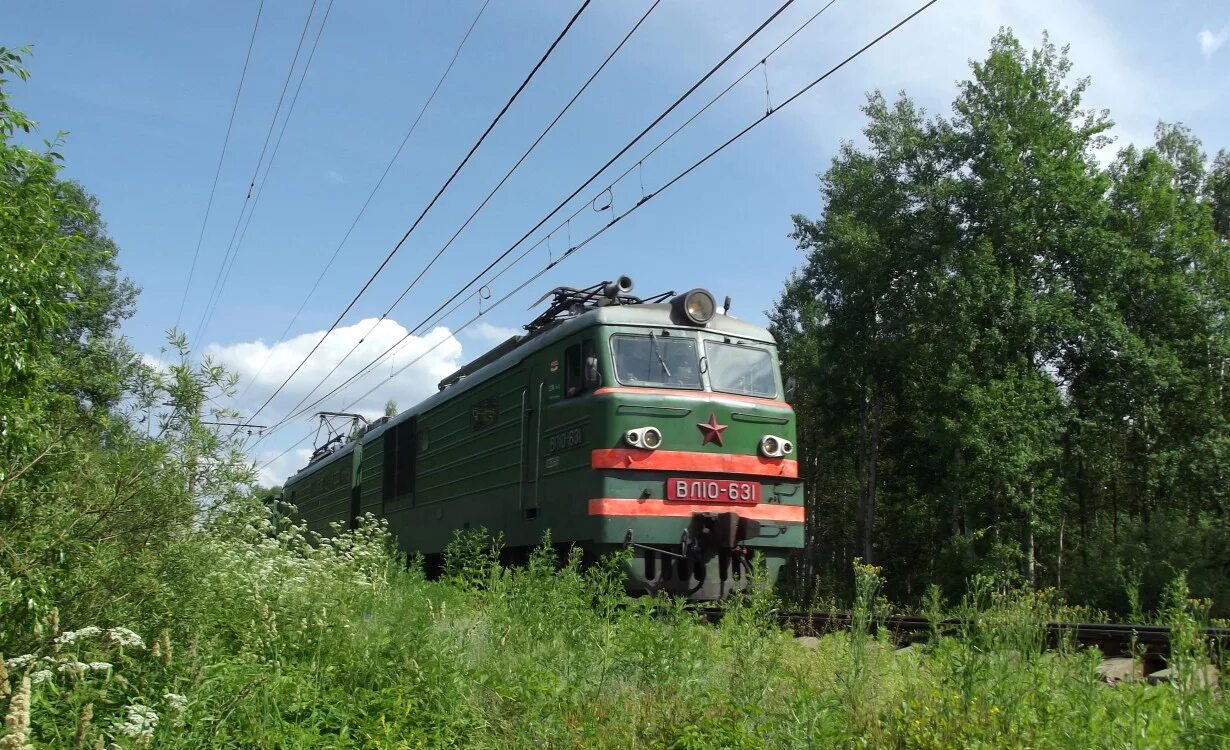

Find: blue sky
7;0;1230;482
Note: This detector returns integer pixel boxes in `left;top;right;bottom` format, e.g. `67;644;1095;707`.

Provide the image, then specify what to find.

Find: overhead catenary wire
199;0;338;347
271;0;665;426
174;0;266;332
404;0;842;337
232;0;493;405
243;0;594;428
261;0;802;435
263;0;833;433
194;0;328;345
254;0;943;473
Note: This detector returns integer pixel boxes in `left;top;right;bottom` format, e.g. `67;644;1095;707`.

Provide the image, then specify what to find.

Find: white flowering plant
0;619;188;748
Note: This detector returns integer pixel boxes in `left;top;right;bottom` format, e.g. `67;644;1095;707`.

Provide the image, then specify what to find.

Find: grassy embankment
2;505;1226;749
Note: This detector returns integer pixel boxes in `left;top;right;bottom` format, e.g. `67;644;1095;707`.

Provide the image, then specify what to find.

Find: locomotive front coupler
683;511;762;554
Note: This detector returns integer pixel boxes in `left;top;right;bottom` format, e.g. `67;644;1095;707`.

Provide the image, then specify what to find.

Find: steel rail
695;608;1230;657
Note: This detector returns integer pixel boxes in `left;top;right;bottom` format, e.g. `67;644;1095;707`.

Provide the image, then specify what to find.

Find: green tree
1207;149;1230;240
777;31;1230;611
0;48;255;647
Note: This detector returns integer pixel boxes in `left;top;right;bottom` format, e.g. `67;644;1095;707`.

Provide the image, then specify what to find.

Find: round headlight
683;289;716;325
625;429;641;447
782;440;793;455
760;435;781;457
642;427;662;449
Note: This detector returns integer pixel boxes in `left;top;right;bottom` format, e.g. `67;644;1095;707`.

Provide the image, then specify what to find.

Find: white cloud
649;0;1166;162
207;316;464;427
139;351;166;373
326;169;345;184
255;447;313;488
1199;28;1228;57
466;321;521;345
202;318;467;483
830;0;1161;154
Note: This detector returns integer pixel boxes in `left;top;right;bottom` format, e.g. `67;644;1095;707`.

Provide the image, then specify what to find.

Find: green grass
2;505;1226;749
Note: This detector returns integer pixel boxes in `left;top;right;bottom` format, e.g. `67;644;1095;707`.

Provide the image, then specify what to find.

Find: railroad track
696;608;1230;660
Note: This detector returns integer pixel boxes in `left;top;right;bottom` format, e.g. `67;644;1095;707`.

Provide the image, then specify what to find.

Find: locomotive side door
520;368;544;519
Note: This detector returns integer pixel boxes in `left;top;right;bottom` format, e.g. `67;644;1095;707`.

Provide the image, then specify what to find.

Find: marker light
625;426;663;450
642;426;663;449
759;434;792;458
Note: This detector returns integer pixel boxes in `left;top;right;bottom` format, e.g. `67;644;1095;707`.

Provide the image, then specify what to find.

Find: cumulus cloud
139;351;167;373
207;317;464;422
466;321;522;345
1199;28;1228;57
255;447;314;487
202;318;466;479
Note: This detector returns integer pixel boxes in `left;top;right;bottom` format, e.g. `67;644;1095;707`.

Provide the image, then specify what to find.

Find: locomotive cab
284;278;804;601
596;333;799;598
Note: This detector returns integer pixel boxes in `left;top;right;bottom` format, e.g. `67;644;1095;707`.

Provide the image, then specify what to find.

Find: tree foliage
774;31;1230;613
0;48;254;651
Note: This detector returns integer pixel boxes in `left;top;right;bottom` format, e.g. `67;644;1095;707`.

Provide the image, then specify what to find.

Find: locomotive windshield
704;341;777;398
611;333;702;389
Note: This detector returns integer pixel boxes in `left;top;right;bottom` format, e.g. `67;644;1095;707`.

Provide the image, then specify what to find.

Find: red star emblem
696;413;728;446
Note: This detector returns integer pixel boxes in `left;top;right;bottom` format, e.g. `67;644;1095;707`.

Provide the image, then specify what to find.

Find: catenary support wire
174;0;266;332
233;0;493;404
253;0;942;471
270;0;664;426
243;0;593;427
194;0;327;344
268;0;839;426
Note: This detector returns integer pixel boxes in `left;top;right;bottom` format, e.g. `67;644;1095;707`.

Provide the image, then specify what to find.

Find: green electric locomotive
283;278;804;599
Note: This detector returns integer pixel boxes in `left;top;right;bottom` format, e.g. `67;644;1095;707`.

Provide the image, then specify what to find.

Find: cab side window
582;339;600;389
565;340;601;396
565;344;583;396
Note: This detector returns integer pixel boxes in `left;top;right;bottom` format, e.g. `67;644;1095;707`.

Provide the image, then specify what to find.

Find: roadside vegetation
4;514;1228;749
1;27;1228;750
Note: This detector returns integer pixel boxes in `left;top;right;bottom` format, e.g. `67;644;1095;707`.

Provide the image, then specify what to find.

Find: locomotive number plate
666;477;760;504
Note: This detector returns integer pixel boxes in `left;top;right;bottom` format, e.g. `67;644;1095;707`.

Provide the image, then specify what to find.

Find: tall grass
1;503;1225;748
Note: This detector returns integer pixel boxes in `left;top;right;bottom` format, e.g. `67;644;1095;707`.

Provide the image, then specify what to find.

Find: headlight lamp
670;289;716;325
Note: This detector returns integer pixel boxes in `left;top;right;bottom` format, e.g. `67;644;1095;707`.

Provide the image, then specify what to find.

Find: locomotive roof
366;303;775;437
287;302;777;482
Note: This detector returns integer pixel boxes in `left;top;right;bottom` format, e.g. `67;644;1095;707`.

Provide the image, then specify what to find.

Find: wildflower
74;703;93;748
0;653;8;697
104;628;145;649
29;670;53;685
2;675;31;750
4;655;34;672
87;662;112;672
57;661;90;678
116;703;158;742
158;630;173;668
55;626;102;646
163;693;188;727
